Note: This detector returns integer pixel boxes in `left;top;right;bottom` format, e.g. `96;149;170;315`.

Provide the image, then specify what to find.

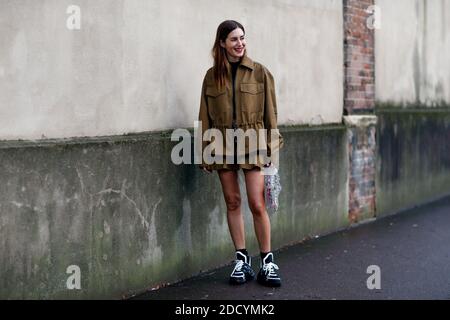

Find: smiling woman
225;30;246;58
214;23;246;86
197;20;284;288
199;21;284;172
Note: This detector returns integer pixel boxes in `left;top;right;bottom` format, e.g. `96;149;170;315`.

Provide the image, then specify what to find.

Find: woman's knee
248;200;266;217
225;194;241;211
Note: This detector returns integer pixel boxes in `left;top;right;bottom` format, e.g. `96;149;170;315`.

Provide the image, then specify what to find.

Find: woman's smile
221;27;247;62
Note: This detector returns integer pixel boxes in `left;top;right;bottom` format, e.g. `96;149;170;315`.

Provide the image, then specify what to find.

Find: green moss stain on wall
0;125;349;299
376;105;450;216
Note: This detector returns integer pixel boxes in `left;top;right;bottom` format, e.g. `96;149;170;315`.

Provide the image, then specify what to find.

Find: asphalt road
133;196;450;300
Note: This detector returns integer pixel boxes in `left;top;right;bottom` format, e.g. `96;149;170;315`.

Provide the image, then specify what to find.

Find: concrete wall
376;108;450;216
0;0;348;300
0;0;343;140
375;0;450;106
375;0;450;215
0;126;348;299
3;0;449;299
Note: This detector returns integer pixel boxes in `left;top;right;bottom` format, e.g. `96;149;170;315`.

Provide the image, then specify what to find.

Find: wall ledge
343;115;377;127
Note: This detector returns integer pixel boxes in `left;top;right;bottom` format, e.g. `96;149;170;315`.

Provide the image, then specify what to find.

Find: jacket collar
225;55;254;71
239;55;254;70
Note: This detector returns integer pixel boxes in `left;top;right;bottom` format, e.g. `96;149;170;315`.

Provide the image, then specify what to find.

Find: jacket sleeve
263;67;284;158
198;75;212;170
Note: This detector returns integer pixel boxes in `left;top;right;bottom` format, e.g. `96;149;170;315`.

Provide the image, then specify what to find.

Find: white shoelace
232;260;244;273
262;262;279;277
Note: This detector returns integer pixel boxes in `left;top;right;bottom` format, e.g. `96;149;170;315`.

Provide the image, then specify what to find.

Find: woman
198;20;284;287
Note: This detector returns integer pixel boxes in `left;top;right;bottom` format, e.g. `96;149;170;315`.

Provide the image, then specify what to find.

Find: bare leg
243;167;271;253
217;169;245;250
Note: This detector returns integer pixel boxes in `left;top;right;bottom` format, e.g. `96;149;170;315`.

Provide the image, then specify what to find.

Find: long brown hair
212;20;246;88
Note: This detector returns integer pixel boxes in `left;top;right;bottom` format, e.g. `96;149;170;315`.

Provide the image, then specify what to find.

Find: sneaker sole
257;276;281;287
229;273;255;285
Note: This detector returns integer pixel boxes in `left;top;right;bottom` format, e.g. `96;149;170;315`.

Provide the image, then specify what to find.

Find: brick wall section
343;0;375;114
343;0;377;222
346;121;377;222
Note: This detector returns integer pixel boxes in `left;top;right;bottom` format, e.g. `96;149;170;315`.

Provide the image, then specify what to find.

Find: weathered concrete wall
376;108;450;216
0;126;348;299
374;0;450;215
0;0;346;300
375;0;450;106
0;0;343;140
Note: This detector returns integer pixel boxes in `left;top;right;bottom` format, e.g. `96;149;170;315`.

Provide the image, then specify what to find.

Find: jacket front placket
228;62;241;162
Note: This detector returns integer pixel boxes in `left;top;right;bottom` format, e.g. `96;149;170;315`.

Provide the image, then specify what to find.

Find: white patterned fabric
263;165;282;214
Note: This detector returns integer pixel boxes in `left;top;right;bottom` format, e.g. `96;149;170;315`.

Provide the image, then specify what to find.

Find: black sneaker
257;252;281;287
229;252;255;285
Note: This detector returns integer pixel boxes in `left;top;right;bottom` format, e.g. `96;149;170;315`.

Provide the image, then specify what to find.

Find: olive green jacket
198;55;284;167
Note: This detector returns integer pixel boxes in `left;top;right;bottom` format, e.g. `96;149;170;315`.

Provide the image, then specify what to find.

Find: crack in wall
94;188;150;231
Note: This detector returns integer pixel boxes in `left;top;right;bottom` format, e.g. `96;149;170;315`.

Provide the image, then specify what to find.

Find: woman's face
220;28;246;62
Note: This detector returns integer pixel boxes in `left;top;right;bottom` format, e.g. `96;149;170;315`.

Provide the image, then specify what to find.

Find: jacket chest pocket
240;83;264;113
206;86;228;122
